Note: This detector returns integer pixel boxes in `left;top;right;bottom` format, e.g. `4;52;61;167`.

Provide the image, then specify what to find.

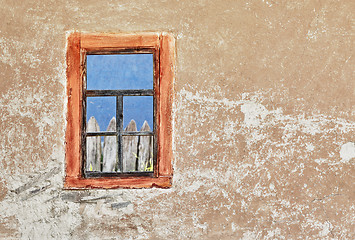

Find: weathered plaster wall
0;0;354;239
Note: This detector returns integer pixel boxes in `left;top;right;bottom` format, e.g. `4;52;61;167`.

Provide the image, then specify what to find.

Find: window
65;32;174;189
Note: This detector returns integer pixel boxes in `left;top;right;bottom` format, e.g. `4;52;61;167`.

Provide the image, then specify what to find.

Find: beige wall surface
0;0;354;239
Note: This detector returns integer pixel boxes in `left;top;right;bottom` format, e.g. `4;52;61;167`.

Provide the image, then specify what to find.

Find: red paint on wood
64;176;171;189
158;33;175;177
81;32;160;52
65;32;82;179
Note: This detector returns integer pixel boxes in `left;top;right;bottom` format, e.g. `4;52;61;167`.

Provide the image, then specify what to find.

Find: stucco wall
0;0;354;239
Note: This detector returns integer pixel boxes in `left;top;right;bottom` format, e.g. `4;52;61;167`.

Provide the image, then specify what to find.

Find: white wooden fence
86;117;153;172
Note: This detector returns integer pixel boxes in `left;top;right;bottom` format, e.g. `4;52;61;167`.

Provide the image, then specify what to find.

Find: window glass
86;97;116;132
122;136;153;172
86;54;153;90
123;96;153;131
85;54;154;174
86;136;119;172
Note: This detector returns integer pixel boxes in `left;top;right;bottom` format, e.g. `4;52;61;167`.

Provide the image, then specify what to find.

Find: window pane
86;97;116;132
86;136;102;171
87;54;153;90
86;136;119;172
123;96;153;131
122;136;153;172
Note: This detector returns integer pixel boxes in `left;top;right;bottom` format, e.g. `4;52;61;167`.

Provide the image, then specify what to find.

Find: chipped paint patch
240;102;268;127
340;142;355;163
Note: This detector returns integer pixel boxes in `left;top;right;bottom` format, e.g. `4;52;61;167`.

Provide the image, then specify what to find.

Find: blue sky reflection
86;54;154;131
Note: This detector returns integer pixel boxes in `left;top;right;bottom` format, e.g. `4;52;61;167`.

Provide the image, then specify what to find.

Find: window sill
64;176;172;189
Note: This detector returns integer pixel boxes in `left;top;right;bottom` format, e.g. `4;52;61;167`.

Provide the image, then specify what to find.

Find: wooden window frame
64;32;174;189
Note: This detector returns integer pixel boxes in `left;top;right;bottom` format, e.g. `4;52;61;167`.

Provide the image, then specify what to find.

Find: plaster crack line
312;193;342;203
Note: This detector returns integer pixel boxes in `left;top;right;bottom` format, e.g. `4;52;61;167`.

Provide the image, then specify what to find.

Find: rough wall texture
0;0;354;239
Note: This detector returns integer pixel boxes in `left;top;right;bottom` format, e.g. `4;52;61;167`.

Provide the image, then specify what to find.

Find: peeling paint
240;102;269;127
340;142;355;163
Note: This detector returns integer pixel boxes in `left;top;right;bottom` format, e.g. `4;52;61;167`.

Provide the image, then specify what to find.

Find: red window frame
64;32;174;189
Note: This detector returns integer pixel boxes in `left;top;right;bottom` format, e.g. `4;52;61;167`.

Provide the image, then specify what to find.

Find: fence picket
123;120;138;172
86;116;101;171
138;121;153;171
87;117;153;173
102;117;117;172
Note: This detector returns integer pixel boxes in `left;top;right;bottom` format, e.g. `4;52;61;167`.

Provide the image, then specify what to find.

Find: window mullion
116;96;123;172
